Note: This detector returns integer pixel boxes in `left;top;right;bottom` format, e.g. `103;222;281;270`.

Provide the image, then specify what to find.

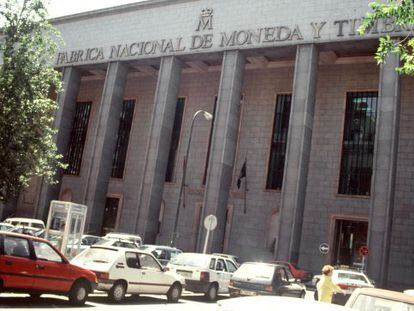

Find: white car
167;253;238;301
71;246;185;302
0;222;15;231
94;238;138;249
313;269;374;302
104;232;142;246
139;245;182;266
4;217;45;230
218;296;353;311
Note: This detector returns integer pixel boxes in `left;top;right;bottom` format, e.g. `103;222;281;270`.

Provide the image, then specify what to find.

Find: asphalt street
0;290;316;310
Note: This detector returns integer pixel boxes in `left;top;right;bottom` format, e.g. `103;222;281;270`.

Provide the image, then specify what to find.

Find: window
64;102;92;175
4;237;30;258
165;97;185;182
226;260;237;273
209;258;216;270
266;94;291;190
111;99;135;178
216;258;227;271
338;92;378;196
33;241;62;262
203;96;218;185
126;252;140;269
139;253;161;270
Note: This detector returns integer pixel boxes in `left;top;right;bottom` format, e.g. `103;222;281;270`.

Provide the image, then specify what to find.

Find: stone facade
9;0;414;289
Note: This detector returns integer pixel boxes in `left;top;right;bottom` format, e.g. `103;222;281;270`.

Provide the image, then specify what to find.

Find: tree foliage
0;0;63;202
359;0;414;75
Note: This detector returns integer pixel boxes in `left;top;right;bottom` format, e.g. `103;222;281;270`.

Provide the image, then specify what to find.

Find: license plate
240;290;256;296
176;270;192;278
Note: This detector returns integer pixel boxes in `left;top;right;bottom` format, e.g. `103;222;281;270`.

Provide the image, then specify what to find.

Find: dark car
228;262;306;298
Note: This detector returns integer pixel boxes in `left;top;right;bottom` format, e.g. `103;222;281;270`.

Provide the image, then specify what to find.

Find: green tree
359;0;414;74
0;0;63;205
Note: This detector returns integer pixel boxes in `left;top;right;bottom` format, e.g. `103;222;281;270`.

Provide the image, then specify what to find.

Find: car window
31;223;44;229
33;241;62;262
152;249;168;260
209;258;216;269
351;294;414;311
275;267;288;282
216;259;227;272
112;241;135;248
125;252;140;269
285;268;294;280
4;236;31;258
338;272;368;283
139;253;160;270
226;260;237;273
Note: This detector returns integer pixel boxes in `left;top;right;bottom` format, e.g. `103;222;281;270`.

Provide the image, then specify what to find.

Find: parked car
0;222;15;231
345;287;414;310
4;217;45;230
313;268;374;304
167;252;239;301
9;226;45;238
94;238;138;249
217;296;354;311
139;245;182;266
213;253;241;267
0;231;97;305
104;232;142;246
228;262;306;298
71;246;185;302
273;261;313;282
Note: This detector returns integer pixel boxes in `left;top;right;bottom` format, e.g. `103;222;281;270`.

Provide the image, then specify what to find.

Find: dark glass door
101;197;120;236
332;219;368;268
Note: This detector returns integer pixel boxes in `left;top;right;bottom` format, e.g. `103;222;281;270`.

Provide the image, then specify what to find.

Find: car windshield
337;272;368;284
74;247;118;264
351;294;414;311
169;253;210;268
235;263;275;280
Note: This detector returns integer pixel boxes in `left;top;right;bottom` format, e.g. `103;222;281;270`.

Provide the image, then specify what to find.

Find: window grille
338;92;378;196
64;102;92;175
165;97;185;182
266;94;292;190
111;99;135;178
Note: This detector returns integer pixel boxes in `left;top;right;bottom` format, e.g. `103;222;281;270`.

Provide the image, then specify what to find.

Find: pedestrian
316;265;343;303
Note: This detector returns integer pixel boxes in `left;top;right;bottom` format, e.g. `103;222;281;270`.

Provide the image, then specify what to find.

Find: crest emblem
196;8;213;31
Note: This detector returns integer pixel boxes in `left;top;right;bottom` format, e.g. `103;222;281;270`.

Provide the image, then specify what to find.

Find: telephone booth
45;200;87;258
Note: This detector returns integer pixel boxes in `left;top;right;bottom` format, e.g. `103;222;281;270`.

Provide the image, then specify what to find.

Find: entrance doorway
101;197;120;236
332;219;368;268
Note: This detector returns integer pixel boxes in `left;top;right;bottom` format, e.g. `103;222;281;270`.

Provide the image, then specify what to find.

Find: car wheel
167;283;182;302
314;290;318;301
300;291;306;299
109;282;126;302
69;281;89;306
205;283;218;302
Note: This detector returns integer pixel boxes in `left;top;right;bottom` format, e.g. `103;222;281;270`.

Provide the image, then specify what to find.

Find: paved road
0;290;316;310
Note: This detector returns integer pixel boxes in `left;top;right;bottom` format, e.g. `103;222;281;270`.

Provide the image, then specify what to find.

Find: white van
4;217;45;230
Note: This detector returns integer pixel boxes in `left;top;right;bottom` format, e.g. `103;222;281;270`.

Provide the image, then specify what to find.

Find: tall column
368;53;400;287
199;50;245;253
134;56;182;243
35;66;81;220
84;62;128;233
275;44;318;263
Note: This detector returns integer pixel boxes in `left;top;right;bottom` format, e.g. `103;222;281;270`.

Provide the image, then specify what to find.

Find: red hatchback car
0;232;97;305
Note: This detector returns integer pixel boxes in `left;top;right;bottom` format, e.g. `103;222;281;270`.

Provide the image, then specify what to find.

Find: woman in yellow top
317;265;343;303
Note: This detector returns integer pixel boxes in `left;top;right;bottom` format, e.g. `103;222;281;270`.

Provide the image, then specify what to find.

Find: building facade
10;0;414;289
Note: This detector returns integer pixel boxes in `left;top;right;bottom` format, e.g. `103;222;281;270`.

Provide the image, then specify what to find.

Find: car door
0;235;35;289
276;267;298;297
124;251;141;294
31;240;73;293
215;258;232;293
137;253;170;294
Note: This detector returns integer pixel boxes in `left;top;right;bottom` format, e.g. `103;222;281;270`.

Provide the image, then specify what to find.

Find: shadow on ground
0;296;94;308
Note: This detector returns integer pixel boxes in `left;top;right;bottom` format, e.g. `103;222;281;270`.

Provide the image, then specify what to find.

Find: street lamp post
170;110;213;247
